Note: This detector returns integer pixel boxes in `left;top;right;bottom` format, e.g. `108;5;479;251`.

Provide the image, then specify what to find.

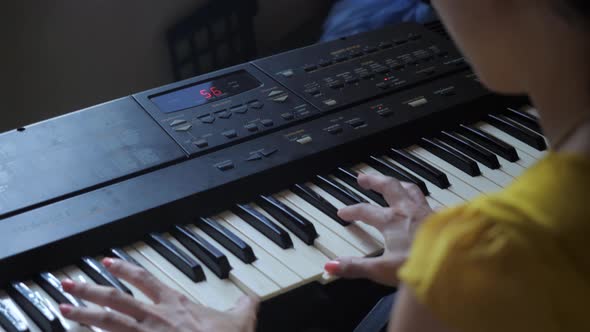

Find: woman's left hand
60;258;258;332
324;173;433;286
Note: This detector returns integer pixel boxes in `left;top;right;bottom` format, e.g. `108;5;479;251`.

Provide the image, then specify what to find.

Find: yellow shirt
398;153;590;332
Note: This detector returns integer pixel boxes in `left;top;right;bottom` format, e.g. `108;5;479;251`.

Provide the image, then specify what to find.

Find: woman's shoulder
398;152;590;332
401;151;590;285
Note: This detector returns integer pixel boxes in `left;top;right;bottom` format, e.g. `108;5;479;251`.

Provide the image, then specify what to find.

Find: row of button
280;105;314;121
215;118;370;171
314;47;445;93
323;119;367;136
192;118;276;149
319;57;424;93
200;101;264;123
168;100;265;132
217;147;280;171
302;34;424;73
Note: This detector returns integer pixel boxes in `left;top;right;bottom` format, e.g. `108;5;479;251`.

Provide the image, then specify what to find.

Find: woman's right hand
324;173;433;287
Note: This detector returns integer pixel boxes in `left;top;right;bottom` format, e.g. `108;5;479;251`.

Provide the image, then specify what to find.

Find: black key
232;204;293;249
366;156;429;195
196;217;256;264
107;248;143;268
79;257;133;295
257;195;319;245
504;107;543;134
36;272;85;308
8;282;64;332
439;131;501;169
419;138;481;176
486;114;547;151
457;125;520;162
332;167;388;207
312;175;368;206
386;149;450;189
172;225;232;279
0;300;29;332
291;183;350;227
146;233;206;282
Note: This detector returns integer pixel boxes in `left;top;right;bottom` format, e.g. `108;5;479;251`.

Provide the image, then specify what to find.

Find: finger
60;304;139;332
400;182;428;205
324;257;381;280
61;279;149;321
103;258;170;303
337;203;388;229
229;296;259;322
357;173;405;206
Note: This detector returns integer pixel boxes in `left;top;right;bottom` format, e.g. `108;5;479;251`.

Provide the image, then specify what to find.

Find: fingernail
61;279;75;292
59;304;73;316
102;257;114;268
324;261;341;274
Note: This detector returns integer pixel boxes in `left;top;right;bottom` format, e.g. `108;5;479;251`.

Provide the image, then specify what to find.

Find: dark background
0;0;335;133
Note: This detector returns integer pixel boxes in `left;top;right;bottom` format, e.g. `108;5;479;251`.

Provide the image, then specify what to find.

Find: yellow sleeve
398;205;563;332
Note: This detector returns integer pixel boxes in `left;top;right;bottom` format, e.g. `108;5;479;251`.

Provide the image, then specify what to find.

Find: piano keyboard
0;106;547;332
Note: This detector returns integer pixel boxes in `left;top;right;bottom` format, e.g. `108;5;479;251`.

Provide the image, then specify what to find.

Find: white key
381;156;465;207
477;122;546;160
24;281;92;332
213;212;304;291
412;147;503;194
495;153;527;178
133;241;238;311
524;106;540;117
123;247;200;303
520;107;550;146
48;269;107;329
328;175;385;206
405;147;482;200
162;234;246;304
275;192;365;259
184;225;281;300
94;255;152;305
353;163;445;210
0;291;41;332
420;144;514;188
62;266;93;285
61;266;111;332
452;131;530;175
252;204;331;273
279;190;382;256
218;211;325;283
513;146;538;169
304;183;385;244
403;150;510;193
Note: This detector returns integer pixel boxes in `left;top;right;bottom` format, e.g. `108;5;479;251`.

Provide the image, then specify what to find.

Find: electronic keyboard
0;22;547;332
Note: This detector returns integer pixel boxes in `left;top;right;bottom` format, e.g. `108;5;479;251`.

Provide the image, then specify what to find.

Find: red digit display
200;89;212;99
211;86;223;96
152;70;261;114
199;87;223;100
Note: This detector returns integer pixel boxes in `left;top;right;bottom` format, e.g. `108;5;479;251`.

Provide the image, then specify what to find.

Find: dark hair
556;0;590;26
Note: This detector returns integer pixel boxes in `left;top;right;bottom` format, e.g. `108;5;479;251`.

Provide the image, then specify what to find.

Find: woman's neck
527;65;590;156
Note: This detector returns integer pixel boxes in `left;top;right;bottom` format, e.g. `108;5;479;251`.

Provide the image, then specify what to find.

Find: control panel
254;23;467;112
134;64;314;156
134;23;470;158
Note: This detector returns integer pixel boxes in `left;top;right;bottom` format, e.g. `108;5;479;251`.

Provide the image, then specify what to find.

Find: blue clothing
321;0;436;42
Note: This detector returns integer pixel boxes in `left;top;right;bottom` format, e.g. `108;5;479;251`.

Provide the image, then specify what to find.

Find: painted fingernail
61;279;75;292
59;304;73;316
324;261;341;274
102;257;115;268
